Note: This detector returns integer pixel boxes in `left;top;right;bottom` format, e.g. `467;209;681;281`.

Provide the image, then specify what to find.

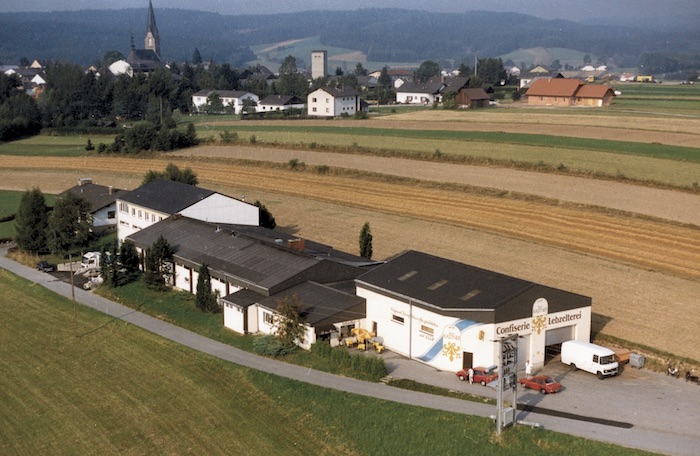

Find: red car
518;375;562;394
456;366;499;386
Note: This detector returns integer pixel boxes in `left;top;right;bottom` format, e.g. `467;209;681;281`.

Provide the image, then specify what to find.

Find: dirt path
1;154;699;361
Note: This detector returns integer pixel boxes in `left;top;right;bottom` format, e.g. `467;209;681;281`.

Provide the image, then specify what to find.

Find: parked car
456;366;499;386
519;375;562;394
36;261;54;272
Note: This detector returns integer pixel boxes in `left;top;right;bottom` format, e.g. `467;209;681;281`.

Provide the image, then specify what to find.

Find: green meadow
0;269;652;455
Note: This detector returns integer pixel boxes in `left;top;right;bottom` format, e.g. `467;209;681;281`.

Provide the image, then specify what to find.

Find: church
125;1;165;73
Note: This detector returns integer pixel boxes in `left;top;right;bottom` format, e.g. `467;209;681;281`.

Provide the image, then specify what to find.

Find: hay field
1;104;699;361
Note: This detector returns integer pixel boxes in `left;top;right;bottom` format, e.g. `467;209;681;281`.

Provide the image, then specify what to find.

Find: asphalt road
3;247;699;455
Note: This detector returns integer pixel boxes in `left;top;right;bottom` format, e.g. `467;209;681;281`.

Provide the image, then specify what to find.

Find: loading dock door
545;325;574;346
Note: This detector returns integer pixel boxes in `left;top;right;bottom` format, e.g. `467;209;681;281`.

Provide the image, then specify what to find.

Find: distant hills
0;8;697;70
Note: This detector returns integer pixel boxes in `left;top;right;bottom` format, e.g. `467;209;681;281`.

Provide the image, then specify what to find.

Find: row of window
118;202;163;223
391;314;434;335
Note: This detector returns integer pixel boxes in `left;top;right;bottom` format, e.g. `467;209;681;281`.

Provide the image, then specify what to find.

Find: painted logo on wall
532;298;548;335
441;325;461;362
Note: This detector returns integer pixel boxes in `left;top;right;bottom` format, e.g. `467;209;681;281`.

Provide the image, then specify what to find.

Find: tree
475;57;505;85
205;92;224;114
359;222;373;260
414;60;440;83
254;200;276;229
378;66;392;89
14;188;49;252
143;163;198;186
192;48;203;65
335;66;344;76
274;295;307;348
143;235;173;290
276;55;309;97
457;62;472;76
46;192;93;258
354;62;368;76
46;192;93;335
195;263;219;312
102;50;125;68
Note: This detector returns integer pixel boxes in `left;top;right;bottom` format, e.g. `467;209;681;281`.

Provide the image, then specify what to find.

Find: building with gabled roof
257;94;305;113
126;215;371;348
525;77;615;107
355;250;591;373
307;86;363;117
116;179;258;242
61;178;125;234
192;90;259;114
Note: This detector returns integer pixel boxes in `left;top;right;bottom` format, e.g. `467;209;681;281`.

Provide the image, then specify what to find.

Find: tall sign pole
496;333;519;435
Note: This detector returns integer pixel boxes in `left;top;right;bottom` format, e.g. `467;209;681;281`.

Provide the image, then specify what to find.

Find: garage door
545;325;574;346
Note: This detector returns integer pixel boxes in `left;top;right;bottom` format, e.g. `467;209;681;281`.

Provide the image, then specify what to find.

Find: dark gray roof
356;250;590;322
396;81;445;94
193;89;253;98
255;281;366;331
126;216;365;296
119;179;214;215
438;76;470;95
61;182;124;213
258;95;304;106
316;86;361;97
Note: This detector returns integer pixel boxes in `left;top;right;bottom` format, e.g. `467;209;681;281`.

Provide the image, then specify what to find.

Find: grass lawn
0;134;115;157
0;269;652;455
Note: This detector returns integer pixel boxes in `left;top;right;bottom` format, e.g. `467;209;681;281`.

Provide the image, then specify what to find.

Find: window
131;208;136;216
420;325;434;335
145;213;149;221
263;312;274;325
392;314;404;324
118;202;128;213
593;355;599;363
312;97;317;102
107;211;116;220
138;210;142;219
312;107;317;112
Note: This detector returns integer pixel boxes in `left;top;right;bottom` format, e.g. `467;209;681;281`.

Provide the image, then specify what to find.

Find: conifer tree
14;188;49;252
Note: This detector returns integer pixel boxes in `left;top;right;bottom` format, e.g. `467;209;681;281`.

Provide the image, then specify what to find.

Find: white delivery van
561;340;619;379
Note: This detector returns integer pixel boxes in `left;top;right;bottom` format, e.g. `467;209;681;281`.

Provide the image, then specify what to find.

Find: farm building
257;94;305;112
455;87;490;109
354;250;592;373
126;216;376;349
525;77;615;107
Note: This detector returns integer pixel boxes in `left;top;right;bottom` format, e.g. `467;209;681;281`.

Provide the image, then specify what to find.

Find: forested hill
0;8;697;68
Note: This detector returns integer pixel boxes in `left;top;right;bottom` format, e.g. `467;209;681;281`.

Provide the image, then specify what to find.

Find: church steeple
144;0;160;58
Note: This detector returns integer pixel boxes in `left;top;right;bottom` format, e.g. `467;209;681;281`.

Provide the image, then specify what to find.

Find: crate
614;348;631;365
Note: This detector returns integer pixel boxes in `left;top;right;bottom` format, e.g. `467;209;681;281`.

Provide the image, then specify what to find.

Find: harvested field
1;152;699;361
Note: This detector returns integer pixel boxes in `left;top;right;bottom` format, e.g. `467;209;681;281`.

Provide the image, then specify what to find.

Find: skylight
427;279;448;290
460;289;482;301
398;270;417;281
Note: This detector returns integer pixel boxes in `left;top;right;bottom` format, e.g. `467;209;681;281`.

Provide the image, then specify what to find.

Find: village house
454;87;491;109
61;178;125;234
257;94;305;112
116;179;259;243
525;77;615;107
192;90;260;114
307;86;363;117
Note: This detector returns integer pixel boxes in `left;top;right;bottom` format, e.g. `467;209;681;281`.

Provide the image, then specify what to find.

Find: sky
1;0;698;21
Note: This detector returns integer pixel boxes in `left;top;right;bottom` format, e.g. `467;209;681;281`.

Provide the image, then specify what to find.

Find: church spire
144;0;160;58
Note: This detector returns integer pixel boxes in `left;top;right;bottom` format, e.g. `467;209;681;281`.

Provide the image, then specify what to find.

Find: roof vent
460;289;482;301
427;279;448;291
398;270;417;281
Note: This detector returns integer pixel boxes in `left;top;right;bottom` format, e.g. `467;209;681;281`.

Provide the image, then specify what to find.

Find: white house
61;178;125;234
257;94;305;113
395;81;445;105
307;87;362;117
192;90;259;114
116;179;259;243
354;250;592;373
109;60;133;77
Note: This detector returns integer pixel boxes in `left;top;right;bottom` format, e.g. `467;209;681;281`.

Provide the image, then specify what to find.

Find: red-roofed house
525;78;615;107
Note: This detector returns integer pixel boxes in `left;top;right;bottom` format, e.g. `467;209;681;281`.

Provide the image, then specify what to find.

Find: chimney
108;186;113;195
78;178;92;186
287;238;305;252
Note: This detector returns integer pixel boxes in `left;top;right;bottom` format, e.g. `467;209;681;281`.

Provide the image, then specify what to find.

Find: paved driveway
2;247;698;455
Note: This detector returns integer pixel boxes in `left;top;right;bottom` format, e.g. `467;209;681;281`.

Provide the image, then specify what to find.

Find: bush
315;165;330;174
252;334;296;357
220;130;238;143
